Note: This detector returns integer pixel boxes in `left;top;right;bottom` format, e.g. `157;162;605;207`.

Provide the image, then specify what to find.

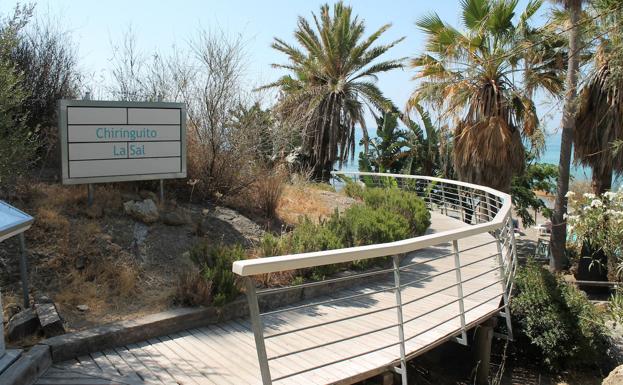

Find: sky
0;0;562;133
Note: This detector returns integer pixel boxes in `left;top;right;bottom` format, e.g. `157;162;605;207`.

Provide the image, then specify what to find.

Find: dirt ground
0;181;355;336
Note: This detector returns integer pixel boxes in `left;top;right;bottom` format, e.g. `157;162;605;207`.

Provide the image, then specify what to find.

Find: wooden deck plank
113;346;163;384
37;211;509;385
185;328;263;384
165;331;240;385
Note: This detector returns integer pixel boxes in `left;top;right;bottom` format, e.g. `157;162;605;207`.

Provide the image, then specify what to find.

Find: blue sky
0;0;561;133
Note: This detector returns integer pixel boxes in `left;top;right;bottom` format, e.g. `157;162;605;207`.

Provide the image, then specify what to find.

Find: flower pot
574;243;609;294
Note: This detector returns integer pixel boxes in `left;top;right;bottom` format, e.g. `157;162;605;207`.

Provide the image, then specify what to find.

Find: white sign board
59;100;187;184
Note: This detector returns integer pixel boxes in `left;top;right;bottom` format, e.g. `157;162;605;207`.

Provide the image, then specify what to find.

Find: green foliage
359;111;409;174
290;216;345;254
410;0;565;192
331;205;410;247
342;180;365;200
263;1;404;179
511;157;558;227
512;260;607;370
401;104;443;177
189;242;245;306
259;187;430;280
361;188;431;236
0;6;38;194
608;288;623;325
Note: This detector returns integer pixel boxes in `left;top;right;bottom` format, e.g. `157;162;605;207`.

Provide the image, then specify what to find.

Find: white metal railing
232;172;517;385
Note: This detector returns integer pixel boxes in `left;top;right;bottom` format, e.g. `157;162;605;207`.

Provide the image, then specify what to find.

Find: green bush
512;260;607;370
343;180;365;199
362;187;431;236
331;205;410;246
258;233;286;257
254;186;432;281
289;216;344;279
188;242;245;306
290;216;344;253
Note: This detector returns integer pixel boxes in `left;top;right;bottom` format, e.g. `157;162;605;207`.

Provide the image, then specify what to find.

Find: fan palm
263;2;405;181
574;0;623;194
408;0;564;193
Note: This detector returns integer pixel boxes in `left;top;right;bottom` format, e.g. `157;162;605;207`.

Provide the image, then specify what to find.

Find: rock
139;190;158;202
74;256;87;270
34;295;53;304
35;302;65;337
7;308;40;341
131;222;149;262
76;304;89;312
604;365;623;385
124;199;159;223
161;208;189;226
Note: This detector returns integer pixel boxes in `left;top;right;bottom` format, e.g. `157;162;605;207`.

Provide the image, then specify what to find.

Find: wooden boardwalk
36;213;505;385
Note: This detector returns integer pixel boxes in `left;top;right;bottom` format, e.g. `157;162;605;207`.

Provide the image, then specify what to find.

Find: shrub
343;180;365;199
253;166;286;218
512;260;607;370
290;216;345;254
331;205;410;246
188;242;245;306
173;269;213;306
362;188;431;235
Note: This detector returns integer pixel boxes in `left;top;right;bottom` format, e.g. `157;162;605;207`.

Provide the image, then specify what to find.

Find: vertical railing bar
496;221;514;341
392;255;408;384
245;277;273;385
453;240;468;345
441;182;447;215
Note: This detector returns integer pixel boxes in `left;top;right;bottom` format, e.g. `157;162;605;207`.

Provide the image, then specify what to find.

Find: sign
58;100;187;184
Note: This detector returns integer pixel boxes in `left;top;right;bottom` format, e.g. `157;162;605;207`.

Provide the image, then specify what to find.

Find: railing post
245;277;272;385
495;225;514;341
453;240;468;345
440;182;447;215
426;181;433;210
392;255;408;384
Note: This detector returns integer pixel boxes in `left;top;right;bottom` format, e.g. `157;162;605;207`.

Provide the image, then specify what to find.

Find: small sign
58;100;187;184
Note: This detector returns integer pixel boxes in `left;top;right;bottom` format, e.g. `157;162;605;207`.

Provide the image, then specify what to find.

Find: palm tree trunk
592;165;612;195
550;0;582;272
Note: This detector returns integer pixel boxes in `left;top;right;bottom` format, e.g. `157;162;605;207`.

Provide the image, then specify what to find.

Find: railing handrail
232;172;512;277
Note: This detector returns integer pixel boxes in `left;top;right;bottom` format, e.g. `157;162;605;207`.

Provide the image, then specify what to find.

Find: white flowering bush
566;190;623;279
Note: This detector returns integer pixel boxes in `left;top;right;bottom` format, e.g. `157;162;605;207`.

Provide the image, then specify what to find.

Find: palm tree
359;111;408;173
409;0;563;193
550;0;585;272
263;2;405;181
574;0;623;194
402;104;441;177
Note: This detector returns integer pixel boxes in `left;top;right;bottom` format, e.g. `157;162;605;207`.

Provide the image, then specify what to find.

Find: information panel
59;100;186;184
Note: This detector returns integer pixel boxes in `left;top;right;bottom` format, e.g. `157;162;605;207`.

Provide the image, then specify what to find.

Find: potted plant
566;191;623;286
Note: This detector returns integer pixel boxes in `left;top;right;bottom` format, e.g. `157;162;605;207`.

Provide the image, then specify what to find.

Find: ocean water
339;131;593;182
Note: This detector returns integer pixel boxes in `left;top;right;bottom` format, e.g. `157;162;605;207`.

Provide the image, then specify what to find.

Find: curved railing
232;172;517;385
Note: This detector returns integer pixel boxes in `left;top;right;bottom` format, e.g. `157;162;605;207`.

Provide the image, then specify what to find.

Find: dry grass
172;268;213;307
12;182;142;329
254;167;287;218
277;184;334;226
